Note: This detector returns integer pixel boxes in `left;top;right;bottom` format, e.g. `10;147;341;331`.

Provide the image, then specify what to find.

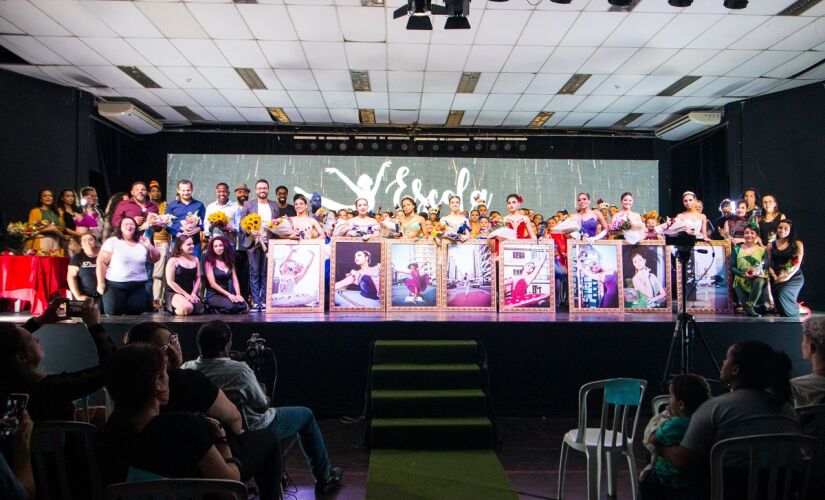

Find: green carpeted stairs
369;340;492;449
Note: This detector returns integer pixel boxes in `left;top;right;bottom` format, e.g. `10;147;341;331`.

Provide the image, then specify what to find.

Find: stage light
386;143;393;150
723;0;747;8
444;0;470;30
446;144;454;152
460;143;469;152
356;142;364;150
518;144;527;152
445;16;470;30
294;143;303;150
400;143;409;151
487;0;508;3
503;143;512;151
668;0;692;6
394;0;445;31
324;142;333;150
310;142;318;151
549;0;572;4
417;144;425;152
432;143;440;152
339;142;347;151
489;143;498;152
371;142;379;150
474;143;483;151
608;0;632;6
406;15;433;30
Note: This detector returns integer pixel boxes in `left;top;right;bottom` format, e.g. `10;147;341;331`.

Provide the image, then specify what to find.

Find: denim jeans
266;406;331;481
247;246;267;306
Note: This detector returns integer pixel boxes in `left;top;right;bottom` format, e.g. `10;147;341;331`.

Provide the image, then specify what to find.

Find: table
0;255;70;315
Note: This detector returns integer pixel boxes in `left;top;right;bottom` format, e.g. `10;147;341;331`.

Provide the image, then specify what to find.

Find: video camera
243;333;277;400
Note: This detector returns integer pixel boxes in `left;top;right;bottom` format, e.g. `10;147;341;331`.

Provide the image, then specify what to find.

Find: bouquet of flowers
241;213;262;234
320;212;337;236
6;221;47;241
380;217;401;238
742;255;765;278
487;219;516;240
207;211;230;229
265;216;294;239
140;212;175;231
608;213;632;232
777;256;800;282
180;213;202;235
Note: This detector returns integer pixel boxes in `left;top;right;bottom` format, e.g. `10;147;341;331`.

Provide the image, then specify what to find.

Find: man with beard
235;183;250;206
111;181;159;236
240;180;279;310
275;185;297;217
166;179;206;258
148;181;169;310
233;183;251;302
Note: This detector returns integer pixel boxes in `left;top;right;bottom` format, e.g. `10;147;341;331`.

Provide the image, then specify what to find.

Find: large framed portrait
568;240;624;313
386;240;440;311
265;239;325;313
329;239;384;311
442;240;496;311
621;242;672;313
675;241;732;314
498;241;555;313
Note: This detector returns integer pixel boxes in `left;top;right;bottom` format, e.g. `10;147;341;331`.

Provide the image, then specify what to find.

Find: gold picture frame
568;240;624;313
621;241;672;314
498;241;556;313
674;241;732;314
441;240;496;312
329;238;385;312
385;239;441;312
265;239;325;313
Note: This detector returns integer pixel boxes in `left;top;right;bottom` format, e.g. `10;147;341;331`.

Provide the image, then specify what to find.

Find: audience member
68;233;103;312
164;235;204;316
182;320;343;493
0;298;112;421
0;410;34;499
97;216;160;315
25;188;63;255
792;316;825;407
148;180;169;311
204;236;248;314
111;182;159;236
165;179;206;258
241;179;279;311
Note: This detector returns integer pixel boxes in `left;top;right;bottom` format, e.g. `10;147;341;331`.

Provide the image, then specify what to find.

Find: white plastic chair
30;421;104;500
651;394;669;416
557;378;647;500
105;478;248;500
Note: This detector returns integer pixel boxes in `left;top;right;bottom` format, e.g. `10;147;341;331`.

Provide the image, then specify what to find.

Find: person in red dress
504;194;536;240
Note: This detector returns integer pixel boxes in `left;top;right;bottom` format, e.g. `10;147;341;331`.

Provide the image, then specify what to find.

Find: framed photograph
329;239;385;312
386;240;440;311
442;240;496;311
265;239;325;313
621;242;672;313
568;240;624;313
675;241;732;314
498;241;555;313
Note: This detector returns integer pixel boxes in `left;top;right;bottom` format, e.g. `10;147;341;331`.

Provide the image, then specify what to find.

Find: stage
10;311;811;417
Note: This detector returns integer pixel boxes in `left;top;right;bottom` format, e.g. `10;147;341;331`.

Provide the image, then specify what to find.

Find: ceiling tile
730;17;814;51
634;96;683;113
591;75;645;96
136;66;177;88
152;88;199;107
518;11;579;47
238;107;272;123
255;89;294;107
313;69;351;91
513;94;551;112
459;110;478;126
32;0;115;37
329;108;359;124
423;72;461;93
558;112;597;127
199;67;248;89
689;76;752;97
430;12;480;45
474;10;532;45
492;73;533;94
0;17;23;35
205;107;245;122
692;50;760;77
604;95;652;113
728;0;800;16
579;47;637;74
187;4;252;40
545;95;586;112
387;71;424;92
653;49;719;76
418;110;448;125
664;96;715;114
302;42;348;70
503;111;536;127
561;12;626;47
502;46;552;73
368;70;387;92
78;65;143;88
586;112;626;128
420;93;454;110
81;1;161;38
474;111;508;127
766;52;825;79
355;91;388;109
726;78;784;97
688;15;768;50
114;88;165;106
627;75;683;96
338;6;384;42
387;44;426;71
603;13;674;48
288;6;342;42
575;74;609;95
126;38;190;66
299;108;333;123
773;18;825;51
427;45;470;72
574;95;618;113
525;74;571;94
389;110;417;124
37;37;108;65
186;88;232;107
321;91;356;108
543;111;566;127
0;1;70;36
158;67;212;89
81;37;148;66
135;2;208;39
728;51;802;78
0;35;67;65
347;43;387;71
615;48;678;75
288;90;326;107
237;4;297;41
152;106;188;123
215;40;269;68
254;69;283;91
473;73;497;94
482;94;519;111
172;39;231;67
452;93;488;111
274;68;318;90
259;41;308;69
389;92;420;109
647;14;723;49
539;47;595;74
464;45;512;73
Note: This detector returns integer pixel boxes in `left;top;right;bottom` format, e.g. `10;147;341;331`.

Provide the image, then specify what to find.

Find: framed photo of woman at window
675;241;732;314
498;241;555;313
622;242;671;313
568;241;624;313
266;239;325;313
386;240;440;312
442;240;496;312
330;238;384;312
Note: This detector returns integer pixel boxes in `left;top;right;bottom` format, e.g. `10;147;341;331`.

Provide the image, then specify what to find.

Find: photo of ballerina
499;242;555;312
387;241;439;311
622;242;671;313
569;241;624;313
443;241;495;311
330;239;384;311
266;240;325;313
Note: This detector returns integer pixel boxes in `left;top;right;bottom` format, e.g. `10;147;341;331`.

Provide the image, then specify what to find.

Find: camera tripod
659;244;721;393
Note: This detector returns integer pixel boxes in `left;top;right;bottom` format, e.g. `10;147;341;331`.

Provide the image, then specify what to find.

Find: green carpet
366;449;518;500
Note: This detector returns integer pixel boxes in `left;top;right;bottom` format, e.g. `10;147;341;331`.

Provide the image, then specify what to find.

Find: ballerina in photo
271;246;318;308
576;248;619;309
334;249;381;306
628;250;666;309
396;262;429;303
504;252;550;307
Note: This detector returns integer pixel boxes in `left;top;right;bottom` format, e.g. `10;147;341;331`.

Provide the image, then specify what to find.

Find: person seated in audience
792;316;825;407
68;233;103;313
660;341;800;495
204;236;248;314
164;235;204;316
0;410;35;499
640;374;711;500
98;344;283;499
182;320;343;493
0;298;112;421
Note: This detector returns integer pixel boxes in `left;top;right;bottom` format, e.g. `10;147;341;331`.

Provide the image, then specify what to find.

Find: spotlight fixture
371;142;379;150
549;0;571;4
393;0;445;30
489;143;498;152
518;144;527;152
294;143;303;150
356;142;364;150
460;144;469;152
432;143;440;152
446;144;454;152
339;142;347;151
310;142;318;151
386;143;393;150
608;0;633;6
503;143;512;151
723;0;747;8
400;143;409;151
444;0;471;29
474;143;483;151
417;144;425;152
324;142;333;151
668;0;692;6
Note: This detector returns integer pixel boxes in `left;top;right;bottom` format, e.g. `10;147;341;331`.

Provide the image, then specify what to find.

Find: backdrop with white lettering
167;155;659;216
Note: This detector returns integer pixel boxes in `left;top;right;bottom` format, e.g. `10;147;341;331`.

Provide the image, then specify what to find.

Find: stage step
371;389;487;418
371;363;481;390
373;340;478;365
370;418;493;450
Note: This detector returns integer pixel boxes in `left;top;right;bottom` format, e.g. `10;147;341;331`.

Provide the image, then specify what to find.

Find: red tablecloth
0;255;70;315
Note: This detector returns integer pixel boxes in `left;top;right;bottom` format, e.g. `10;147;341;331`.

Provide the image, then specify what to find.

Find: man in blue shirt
165;179;206;257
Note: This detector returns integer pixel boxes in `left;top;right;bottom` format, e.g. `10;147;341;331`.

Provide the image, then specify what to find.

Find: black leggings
205;294;248;314
103;280;150;315
229;429;283;500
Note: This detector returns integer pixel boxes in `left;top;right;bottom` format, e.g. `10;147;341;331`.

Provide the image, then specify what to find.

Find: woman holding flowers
573;193;608;243
769;219;804;317
610;192;645;243
344;198;379;238
440;195;471;242
164;234;203;316
289;194;326;239
25;189;64;255
731;222;769;317
504;194;536;240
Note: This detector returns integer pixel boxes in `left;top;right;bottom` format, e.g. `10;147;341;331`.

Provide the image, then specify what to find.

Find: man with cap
235;183;250;206
148;180;169;310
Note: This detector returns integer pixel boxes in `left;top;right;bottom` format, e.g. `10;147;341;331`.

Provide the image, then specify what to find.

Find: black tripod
659;243;721;392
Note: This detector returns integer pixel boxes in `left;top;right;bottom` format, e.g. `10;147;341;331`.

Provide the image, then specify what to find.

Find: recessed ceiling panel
33;0;115;37
187;3;252;40
237;4;297;41
561;12;627;47
348;43;388;71
517;11;579;47
0;1;70;36
135;2;208;39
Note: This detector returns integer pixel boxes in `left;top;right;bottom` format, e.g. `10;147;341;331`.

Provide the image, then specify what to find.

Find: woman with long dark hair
57;188;83;255
204;235;248;314
769;219;805;317
101;192;129;241
165;234;203;316
97;216;160;315
25;188;63;254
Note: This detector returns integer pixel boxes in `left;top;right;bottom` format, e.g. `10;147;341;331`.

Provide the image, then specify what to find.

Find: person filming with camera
182;320;343;494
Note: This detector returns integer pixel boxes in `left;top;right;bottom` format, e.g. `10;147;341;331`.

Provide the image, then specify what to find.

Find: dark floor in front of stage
288;416;644;500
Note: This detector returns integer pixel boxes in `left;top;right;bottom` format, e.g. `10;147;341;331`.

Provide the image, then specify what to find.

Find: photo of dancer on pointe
389;242;438;308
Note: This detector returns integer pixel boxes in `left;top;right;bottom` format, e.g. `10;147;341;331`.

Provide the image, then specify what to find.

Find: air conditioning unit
98;102;162;134
655;111;722;141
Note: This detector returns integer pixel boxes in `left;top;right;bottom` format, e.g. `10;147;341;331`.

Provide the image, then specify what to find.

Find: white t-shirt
101;237;149;282
258;202;272;224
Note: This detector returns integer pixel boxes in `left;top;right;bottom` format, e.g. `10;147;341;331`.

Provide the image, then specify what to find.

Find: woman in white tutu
271;246;318;307
341;198;380;239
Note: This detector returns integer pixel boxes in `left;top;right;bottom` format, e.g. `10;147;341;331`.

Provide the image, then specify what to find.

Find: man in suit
240;179;279;311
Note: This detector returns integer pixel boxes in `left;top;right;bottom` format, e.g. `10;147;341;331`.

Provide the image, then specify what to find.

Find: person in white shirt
96;217;160;315
204;182;242;242
240;180;279;311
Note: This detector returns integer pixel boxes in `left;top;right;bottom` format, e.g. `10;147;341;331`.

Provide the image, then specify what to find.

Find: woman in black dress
768;219;804;317
204;235;248;314
758;194;786;245
164;234;203;315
